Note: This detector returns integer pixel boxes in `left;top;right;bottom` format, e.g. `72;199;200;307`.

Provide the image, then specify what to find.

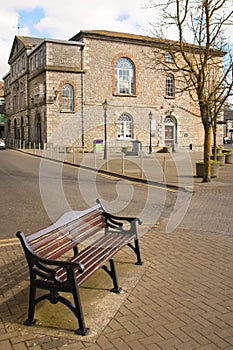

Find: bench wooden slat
76;235;133;285
45;221;106;260
31;210;106;258
30;209;104;244
56;232;134;284
68;216;106;244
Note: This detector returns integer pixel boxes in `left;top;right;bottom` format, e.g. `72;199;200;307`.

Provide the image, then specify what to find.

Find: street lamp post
102;99;108;160
149;111;152;154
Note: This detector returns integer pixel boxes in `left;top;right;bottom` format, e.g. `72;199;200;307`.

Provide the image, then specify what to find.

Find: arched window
14;118;17;139
36;113;42;143
7;120;11;138
166;74;175;97
117;113;133;139
62;84;74;111
13;87;17;111
114;58;136;95
20;116;24;141
165;52;173;63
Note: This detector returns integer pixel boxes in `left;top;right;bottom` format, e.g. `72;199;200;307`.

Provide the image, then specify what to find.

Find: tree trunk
203;124;211;182
212;120;217;160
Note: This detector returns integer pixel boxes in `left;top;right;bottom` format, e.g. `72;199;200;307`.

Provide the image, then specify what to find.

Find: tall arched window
20;116;24;141
114;58;136;95
117;113;133;139
62;84;74;111
14;118;17;139
13;87;17;111
36;114;42;143
7;120;11;138
166;74;175;97
165;52;173;63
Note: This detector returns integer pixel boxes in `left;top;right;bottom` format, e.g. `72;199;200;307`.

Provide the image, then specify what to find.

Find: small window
166;74;175;97
22;55;26;69
165;52;173;62
114;57;136;95
62;84;74;111
30;57;34;72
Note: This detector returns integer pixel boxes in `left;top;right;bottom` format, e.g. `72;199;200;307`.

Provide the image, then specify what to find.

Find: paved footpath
1;152;233;349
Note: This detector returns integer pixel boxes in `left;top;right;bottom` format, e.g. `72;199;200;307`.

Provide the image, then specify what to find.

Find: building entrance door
165;125;174;146
163;115;177;148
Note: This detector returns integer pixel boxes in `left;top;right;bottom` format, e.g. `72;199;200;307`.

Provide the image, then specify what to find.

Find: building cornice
70;30;226;56
28;66;85;81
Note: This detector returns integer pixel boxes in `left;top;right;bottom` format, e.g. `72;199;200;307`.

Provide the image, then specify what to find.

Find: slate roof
70;29;175;47
16;36;44;48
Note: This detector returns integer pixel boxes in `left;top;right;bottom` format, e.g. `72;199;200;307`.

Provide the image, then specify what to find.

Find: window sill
113;93;137;98
165;96;175;99
60;110;75;113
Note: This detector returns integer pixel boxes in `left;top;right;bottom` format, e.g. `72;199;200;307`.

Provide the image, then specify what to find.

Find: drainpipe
81;45;85;150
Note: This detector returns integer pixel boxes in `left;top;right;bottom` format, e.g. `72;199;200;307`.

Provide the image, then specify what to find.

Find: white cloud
1;0;232;80
0;0;156;78
33;0;154;38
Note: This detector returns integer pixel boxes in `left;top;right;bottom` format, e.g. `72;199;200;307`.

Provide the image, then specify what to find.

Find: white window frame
165;52;173;63
166;74;175;97
62;84;74;112
114;58;135;95
117;113;133;139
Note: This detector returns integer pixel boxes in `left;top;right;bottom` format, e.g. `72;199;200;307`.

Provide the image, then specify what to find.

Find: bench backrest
18;204;106;260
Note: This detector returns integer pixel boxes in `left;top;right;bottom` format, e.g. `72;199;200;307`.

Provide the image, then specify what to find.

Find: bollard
140;151;143;178
163;157;166;182
72;146;75;163
94;149;97;168
122;150;125;174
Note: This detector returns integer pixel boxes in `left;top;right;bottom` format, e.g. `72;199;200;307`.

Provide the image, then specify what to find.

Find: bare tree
149;0;233;182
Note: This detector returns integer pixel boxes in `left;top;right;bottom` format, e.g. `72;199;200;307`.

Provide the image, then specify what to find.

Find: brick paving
1;152;233;349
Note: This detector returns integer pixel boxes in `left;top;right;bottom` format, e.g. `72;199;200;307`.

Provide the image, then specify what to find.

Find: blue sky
0;0;232;80
18;8;48;37
0;0;154;78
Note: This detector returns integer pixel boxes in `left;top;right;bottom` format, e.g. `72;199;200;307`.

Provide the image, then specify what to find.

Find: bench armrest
96;198;142;227
107;213;142;225
34;255;85;273
16;231;85;284
103;212;142;235
29;252;85;285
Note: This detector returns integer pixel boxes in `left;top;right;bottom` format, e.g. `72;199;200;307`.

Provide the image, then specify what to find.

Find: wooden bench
16;199;143;335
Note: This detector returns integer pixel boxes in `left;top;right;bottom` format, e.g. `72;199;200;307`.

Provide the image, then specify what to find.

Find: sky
0;0;232;80
0;0;157;79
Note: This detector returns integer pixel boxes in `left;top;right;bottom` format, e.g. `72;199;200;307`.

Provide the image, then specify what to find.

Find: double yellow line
0;238;19;247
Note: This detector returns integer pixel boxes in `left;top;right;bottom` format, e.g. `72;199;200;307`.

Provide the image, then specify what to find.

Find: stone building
224;106;233;143
3;30;224;152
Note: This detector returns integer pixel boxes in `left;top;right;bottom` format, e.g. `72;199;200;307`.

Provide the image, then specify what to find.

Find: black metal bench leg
73;285;90;336
101;259;121;293
127;238;143;265
134;238;143;265
109;258;121;294
24;282;37;326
